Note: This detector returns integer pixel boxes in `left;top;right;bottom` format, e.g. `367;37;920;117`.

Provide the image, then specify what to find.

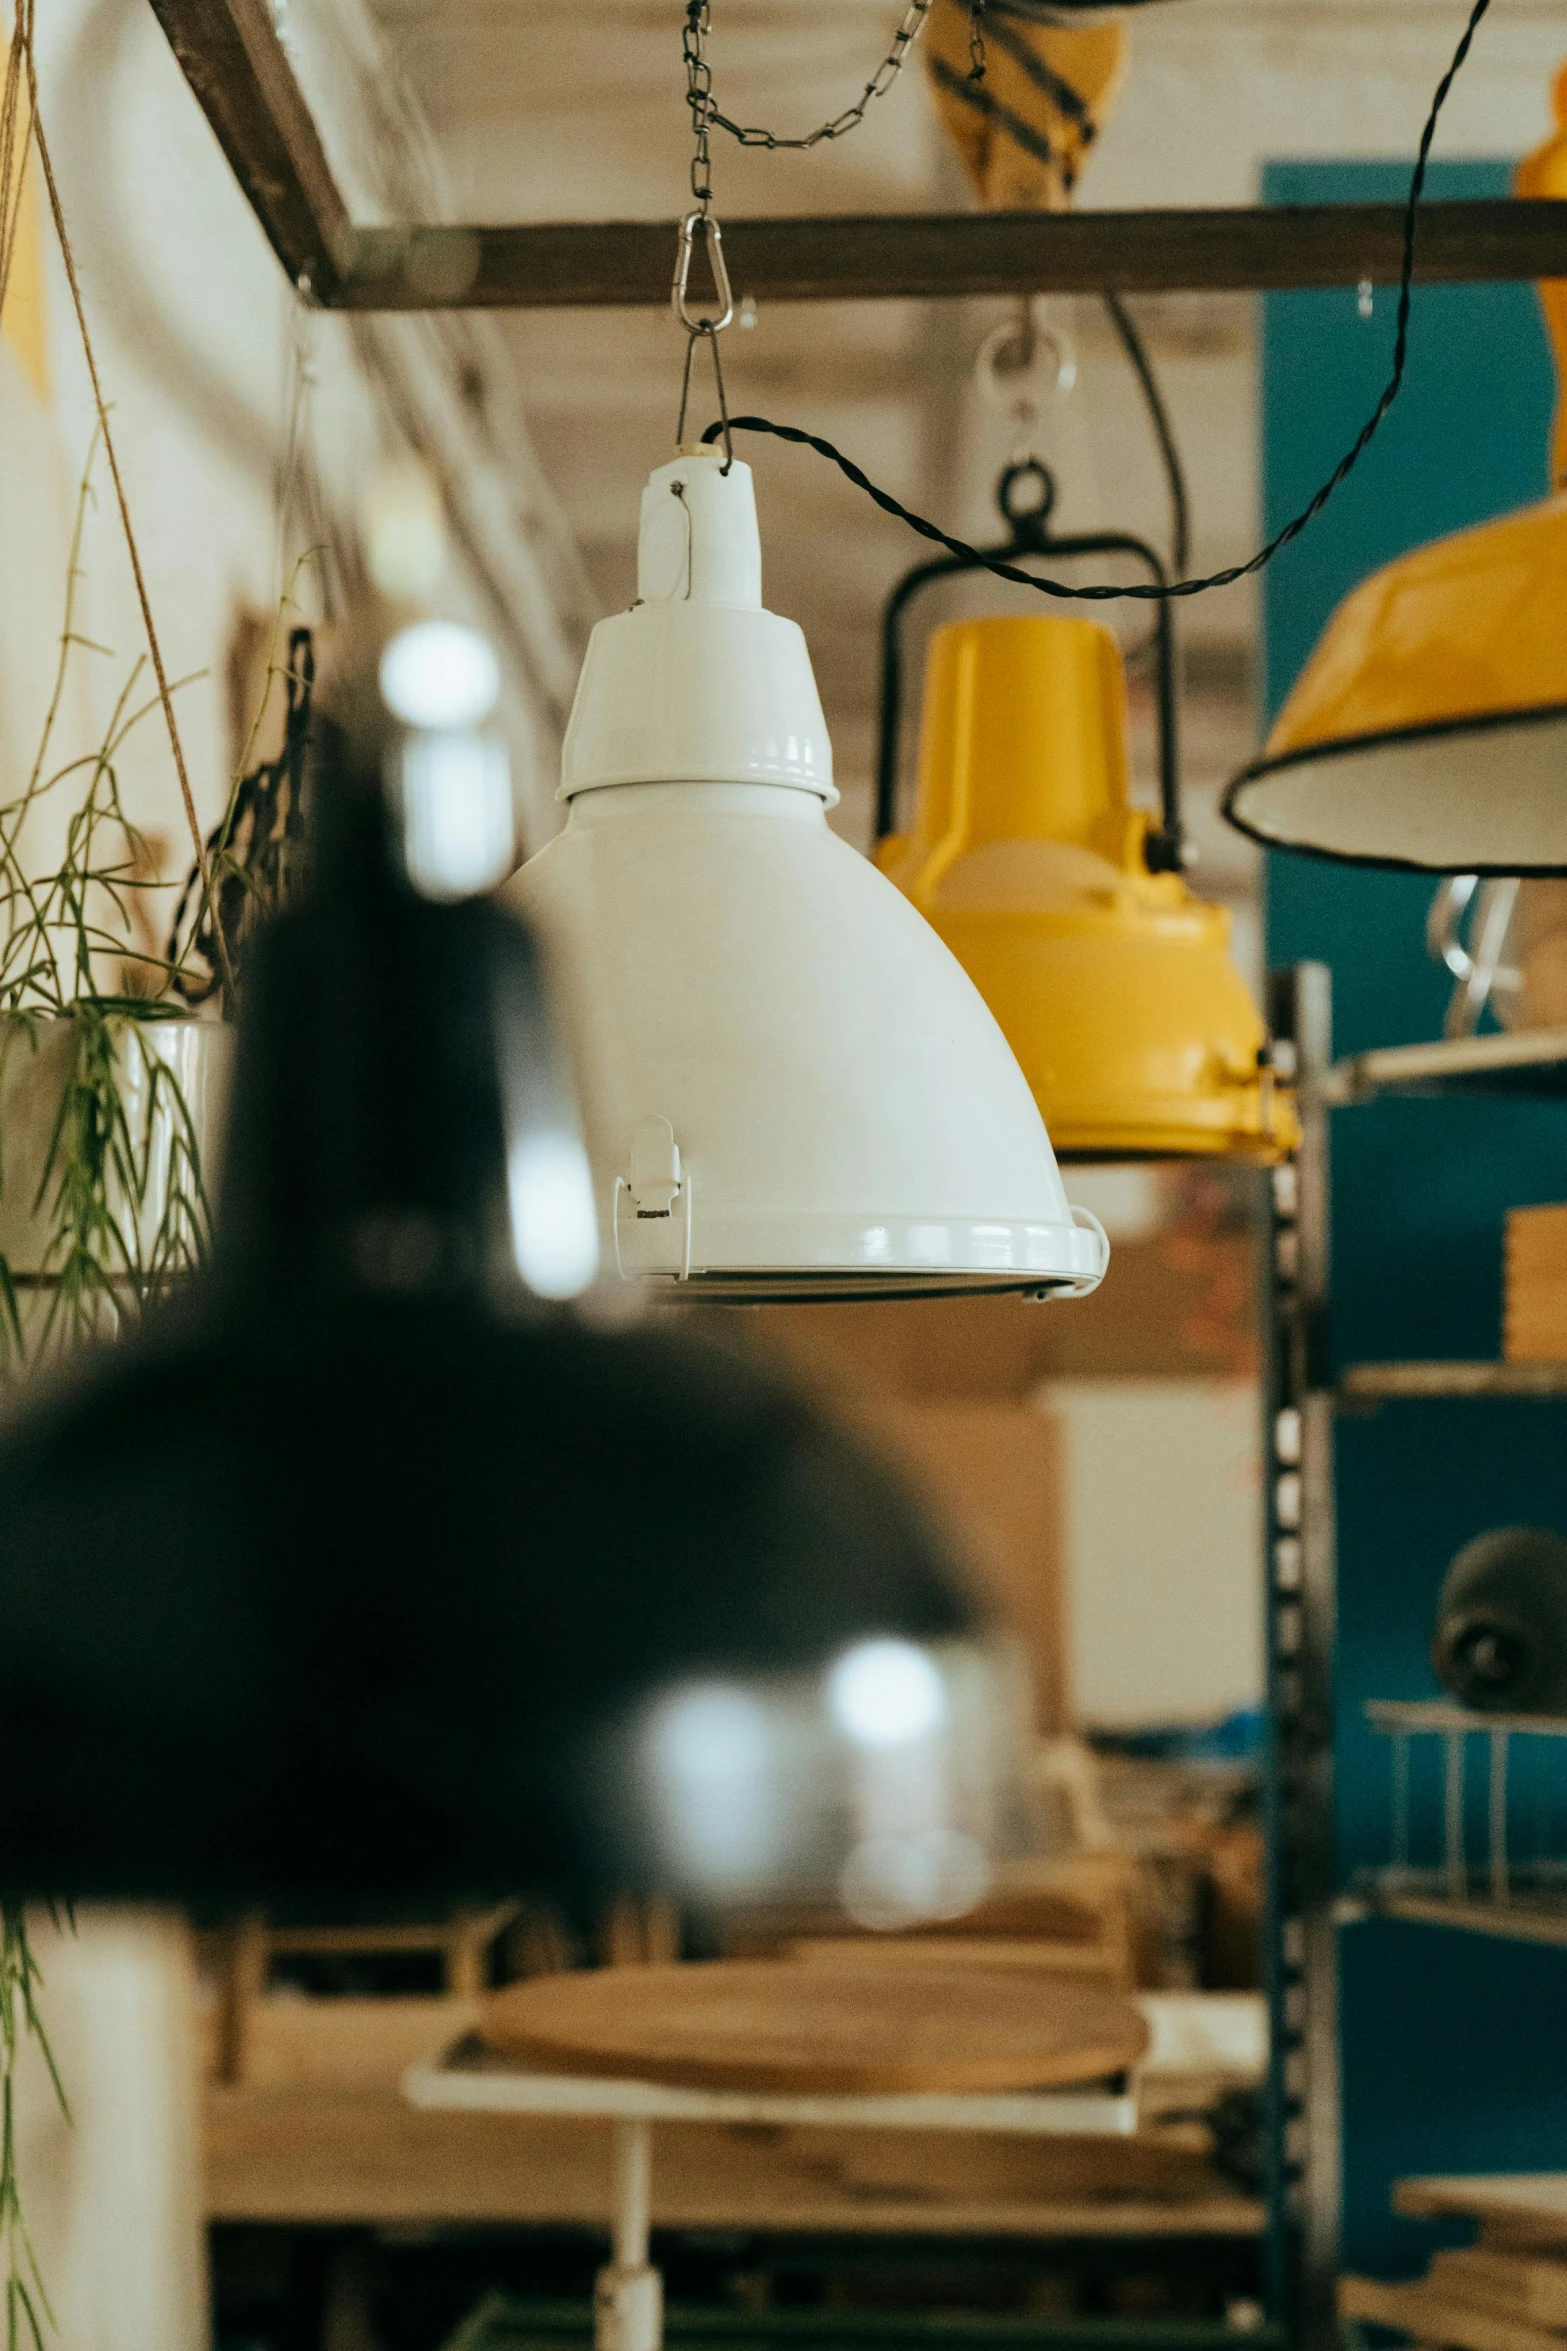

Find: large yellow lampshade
1225;74;1567;876
879;615;1296;1162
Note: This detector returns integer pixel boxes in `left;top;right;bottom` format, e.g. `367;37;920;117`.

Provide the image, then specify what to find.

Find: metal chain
968;0;988;82
684;0;936;157
682;1;716;211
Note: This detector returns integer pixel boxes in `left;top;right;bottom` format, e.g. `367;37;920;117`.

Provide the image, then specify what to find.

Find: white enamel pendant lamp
507;448;1108;1301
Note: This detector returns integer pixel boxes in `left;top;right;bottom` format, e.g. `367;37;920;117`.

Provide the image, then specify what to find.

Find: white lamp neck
637;450;763;610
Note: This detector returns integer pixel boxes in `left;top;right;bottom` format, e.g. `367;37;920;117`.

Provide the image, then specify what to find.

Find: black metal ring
997;458;1056;537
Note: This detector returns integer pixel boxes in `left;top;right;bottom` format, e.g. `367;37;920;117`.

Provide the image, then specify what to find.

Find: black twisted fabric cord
702;0;1492;606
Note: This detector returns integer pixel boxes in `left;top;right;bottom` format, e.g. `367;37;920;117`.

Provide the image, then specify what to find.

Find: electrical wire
700;0;1493;605
1102;290;1190;579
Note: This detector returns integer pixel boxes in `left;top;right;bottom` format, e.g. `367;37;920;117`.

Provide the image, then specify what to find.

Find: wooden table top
480;1958;1149;2096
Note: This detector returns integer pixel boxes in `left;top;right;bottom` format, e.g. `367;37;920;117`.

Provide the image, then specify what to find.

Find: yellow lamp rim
1225;698;1567;877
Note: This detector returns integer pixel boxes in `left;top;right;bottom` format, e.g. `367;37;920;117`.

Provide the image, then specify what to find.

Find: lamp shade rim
611;1203;1108;1294
1256;695;1567;772
1225;699;1567;877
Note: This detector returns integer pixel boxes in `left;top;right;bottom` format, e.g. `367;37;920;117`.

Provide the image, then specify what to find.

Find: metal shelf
1325;1027;1567;1106
1367;1699;1567;1739
1361;1701;1567;1943
1343;1880;1567;1950
1339;1360;1567;1402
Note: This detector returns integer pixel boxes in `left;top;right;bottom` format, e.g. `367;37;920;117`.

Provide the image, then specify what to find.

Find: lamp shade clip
615;1121;696;1281
628;1116;684;1216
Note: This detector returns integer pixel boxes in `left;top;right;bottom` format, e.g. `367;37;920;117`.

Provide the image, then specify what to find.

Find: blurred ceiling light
508;446;1109;1300
380;619;501;733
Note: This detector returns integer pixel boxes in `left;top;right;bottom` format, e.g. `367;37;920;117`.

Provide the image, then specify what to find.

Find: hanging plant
0;1;316;2333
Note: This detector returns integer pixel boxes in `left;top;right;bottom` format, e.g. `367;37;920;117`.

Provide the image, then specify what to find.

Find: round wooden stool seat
480;1956;1148;2096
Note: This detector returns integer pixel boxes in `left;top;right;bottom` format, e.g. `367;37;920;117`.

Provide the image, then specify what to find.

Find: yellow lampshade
923;0;1126;214
1225;71;1567;876
879;615;1296;1162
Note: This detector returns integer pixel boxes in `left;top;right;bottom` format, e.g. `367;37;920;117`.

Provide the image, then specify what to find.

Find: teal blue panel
1260;160;1567;2280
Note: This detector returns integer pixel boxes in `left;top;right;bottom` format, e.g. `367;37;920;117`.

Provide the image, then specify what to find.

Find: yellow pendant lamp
878;605;1296;1163
1224;68;1567;876
923;0;1126;214
902;15;1288;1158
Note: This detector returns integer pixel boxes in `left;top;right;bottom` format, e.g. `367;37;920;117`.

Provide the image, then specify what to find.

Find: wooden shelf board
1394;2175;1567;2242
1341;2271;1567;2351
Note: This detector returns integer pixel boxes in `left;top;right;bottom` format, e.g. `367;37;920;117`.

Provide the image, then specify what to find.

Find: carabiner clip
673;210;734;336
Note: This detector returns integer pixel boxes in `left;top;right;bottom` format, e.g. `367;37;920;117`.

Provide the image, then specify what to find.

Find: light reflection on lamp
828;1638;948;1749
506;1129;600;1301
397;732;515;905
646;1683;781;1889
840;1827;990;1932
380;620;500;731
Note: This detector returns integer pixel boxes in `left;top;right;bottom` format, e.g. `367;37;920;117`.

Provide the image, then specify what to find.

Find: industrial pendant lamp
876;465;1295;1163
507;446;1109;1299
0;612;1026;1917
1224;75;1567;876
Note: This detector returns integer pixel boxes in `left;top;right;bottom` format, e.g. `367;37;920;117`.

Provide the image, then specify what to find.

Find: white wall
13;0;592;895
11;1912;206;2351
1047;1379;1264;1730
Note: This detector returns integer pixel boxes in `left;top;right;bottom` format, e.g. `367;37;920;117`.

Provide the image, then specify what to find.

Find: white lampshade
507;449;1107;1302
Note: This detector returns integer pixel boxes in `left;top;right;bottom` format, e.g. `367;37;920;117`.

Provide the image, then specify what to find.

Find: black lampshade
0;632;1019;1911
1432;1527;1567;1715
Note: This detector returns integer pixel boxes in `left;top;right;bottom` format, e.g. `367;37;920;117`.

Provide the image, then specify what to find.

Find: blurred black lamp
1432;1527;1567;1716
0;613;1020;1920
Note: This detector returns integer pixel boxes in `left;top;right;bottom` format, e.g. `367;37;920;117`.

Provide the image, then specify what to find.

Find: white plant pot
0;1014;235;1285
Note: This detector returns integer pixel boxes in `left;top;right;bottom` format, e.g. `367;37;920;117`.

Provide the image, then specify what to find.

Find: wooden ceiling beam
145;0;355;298
144;4;1567;312
339;201;1567;311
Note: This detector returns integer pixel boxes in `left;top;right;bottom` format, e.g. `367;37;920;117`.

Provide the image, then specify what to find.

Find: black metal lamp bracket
874;460;1185;876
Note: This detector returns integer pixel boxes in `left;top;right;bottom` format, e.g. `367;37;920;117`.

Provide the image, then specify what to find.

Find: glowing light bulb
380;621;500;731
827;1639;947;1748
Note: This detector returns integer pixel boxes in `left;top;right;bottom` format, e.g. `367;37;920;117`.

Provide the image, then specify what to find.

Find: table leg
594;2117;663;2351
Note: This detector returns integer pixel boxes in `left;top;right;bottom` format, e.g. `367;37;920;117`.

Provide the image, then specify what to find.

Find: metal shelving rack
1261;966;1337;2351
1259;976;1567;2351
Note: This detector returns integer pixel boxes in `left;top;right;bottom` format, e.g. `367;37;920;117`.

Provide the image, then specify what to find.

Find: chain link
968;0;987;82
684;0;935;159
682;1;716;211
